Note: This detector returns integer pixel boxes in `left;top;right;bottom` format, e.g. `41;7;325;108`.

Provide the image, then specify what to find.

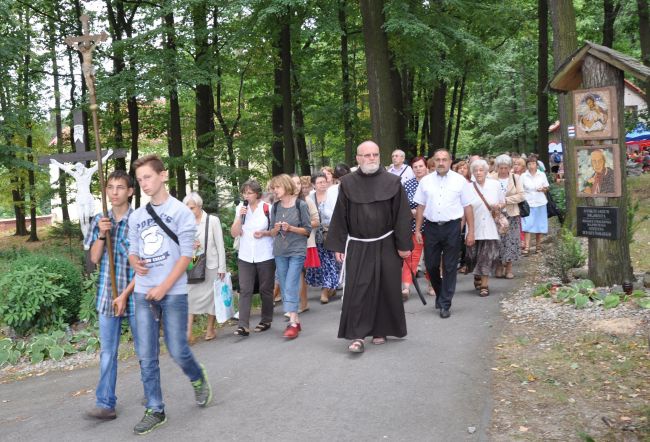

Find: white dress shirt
321;183;339;226
235;201;274;263
521;171;549;207
387;164;415;184
469;178;504;240
413;170;475;222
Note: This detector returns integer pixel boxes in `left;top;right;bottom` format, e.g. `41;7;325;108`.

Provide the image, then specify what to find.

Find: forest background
0;0;648;239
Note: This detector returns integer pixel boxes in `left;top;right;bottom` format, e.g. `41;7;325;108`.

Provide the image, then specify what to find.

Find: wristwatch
98;236;107;241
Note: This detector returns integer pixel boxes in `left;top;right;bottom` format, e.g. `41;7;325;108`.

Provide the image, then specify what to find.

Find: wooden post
581;55;634;286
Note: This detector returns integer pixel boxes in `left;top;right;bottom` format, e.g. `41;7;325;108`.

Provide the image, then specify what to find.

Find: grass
628;173;650;274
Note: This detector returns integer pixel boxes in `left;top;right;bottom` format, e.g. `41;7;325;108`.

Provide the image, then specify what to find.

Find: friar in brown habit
325;140;413;354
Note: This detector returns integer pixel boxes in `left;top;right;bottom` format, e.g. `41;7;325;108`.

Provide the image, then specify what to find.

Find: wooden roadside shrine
549;41;650;287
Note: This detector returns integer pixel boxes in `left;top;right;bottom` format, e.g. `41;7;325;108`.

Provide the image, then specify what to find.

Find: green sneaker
191;364;213;407
133;409;166;435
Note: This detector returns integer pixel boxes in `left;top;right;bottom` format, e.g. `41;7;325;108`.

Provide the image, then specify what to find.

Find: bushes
0;266;69;336
545;227;586;283
11;254;84;323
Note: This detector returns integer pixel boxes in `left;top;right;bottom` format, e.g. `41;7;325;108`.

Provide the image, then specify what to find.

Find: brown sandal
479;287;490;297
474;276;482;290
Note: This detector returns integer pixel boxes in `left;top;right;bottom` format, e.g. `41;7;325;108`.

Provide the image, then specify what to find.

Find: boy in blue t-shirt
128;154;212;435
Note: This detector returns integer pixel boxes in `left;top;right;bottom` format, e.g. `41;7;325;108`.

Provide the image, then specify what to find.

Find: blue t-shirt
128;196;196;295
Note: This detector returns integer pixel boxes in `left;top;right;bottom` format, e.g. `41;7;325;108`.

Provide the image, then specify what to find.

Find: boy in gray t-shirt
127;155;212;435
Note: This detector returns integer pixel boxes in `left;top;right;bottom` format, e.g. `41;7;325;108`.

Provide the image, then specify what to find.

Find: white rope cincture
338;230;395;300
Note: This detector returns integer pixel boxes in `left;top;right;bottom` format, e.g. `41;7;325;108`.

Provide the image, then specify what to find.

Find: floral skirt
466;240;501;277
499;216;521;263
305;243;341;290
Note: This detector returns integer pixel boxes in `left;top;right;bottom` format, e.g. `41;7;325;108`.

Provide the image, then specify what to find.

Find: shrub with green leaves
0;266;69;336
545;228;586;283
78;271;99;323
12;254;84;323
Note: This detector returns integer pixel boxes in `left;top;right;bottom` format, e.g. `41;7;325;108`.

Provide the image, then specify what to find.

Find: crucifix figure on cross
65;14;107;100
50;149;113;245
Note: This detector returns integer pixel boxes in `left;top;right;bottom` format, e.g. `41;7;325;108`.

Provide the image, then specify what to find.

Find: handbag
213;273;235;323
473;182;509;236
187;215;210;284
512;175;530;217
546;190;564;224
312;193;327;244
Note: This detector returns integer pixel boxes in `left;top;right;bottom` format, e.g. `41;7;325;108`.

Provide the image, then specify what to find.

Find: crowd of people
83;143;559;434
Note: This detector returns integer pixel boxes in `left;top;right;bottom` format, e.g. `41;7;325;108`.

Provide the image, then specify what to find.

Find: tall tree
338;0;355;165
549;0;579;230
279;7;295;173
638;0;650;106
602;0;622;48
192;1;216;210
537;0;549;169
359;0;400;161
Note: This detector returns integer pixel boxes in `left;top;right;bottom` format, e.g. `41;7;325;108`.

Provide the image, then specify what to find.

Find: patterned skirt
466;240;501;277
499;215;521;263
305;243;341;290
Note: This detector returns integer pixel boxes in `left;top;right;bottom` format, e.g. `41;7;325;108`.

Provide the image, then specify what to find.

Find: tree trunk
164;10;185;201
48;7;69;221
271;65;284;175
428;80;447;156
537;0;550;169
389;55;406;151
292;67;311;175
279;9;295;173
581;55;633;285
445;79;459;151
549;0;579;231
192;1;216;211
402;68;416;159
105;0;127;172
12;183;27;236
420;100;429;157
359;0;400;161
72;0;91;155
127;96;140;207
638;0;650;106
339;0;355;165
452;72;466;159
602;0;621;48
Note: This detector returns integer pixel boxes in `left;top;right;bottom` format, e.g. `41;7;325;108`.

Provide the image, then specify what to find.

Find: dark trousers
237;258;275;329
424;219;462;310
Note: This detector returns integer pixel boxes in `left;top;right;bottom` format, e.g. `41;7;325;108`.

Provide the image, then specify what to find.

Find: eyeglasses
359;153;380;159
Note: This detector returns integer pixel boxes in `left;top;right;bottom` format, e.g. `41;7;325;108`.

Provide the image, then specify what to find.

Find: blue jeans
96;314;139;410
134;293;203;413
274;255;305;313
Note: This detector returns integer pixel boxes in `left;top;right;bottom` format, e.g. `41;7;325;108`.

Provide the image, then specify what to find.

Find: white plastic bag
213;272;235;324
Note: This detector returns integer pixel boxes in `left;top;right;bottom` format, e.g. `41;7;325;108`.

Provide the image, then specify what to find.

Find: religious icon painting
576;144;621;198
572;86;618;140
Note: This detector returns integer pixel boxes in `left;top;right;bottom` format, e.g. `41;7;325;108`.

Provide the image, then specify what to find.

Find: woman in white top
184;192;227;343
466;160;505;297
520;156;550;255
230;180;276;336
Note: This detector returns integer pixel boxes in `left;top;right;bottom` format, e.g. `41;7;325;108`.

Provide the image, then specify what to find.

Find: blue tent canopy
626;123;650;142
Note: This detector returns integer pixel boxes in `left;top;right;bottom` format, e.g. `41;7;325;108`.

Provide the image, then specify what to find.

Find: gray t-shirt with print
270;199;312;257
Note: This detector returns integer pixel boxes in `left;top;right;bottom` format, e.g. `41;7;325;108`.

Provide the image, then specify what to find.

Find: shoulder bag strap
472;182;493;212
146;203;180;245
312;193;322;224
398;166;407;177
204;213;210;247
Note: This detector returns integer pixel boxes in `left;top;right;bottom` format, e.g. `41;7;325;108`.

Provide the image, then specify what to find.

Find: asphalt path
0;267;520;441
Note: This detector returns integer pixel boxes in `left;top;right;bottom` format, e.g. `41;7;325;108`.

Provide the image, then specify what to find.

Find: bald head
356;140;381;174
357;141;380;155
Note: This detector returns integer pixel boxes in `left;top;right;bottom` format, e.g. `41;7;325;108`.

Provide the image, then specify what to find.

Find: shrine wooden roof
548;41;650;92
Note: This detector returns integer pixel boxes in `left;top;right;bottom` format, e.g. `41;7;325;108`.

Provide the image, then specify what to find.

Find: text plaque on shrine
577;206;620;240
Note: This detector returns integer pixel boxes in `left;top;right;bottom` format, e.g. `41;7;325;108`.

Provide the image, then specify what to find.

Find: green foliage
627;195;649;244
548;184;566;214
545;228;586;283
532;282;551;297
0;327;102;367
12;254;83;323
573;293;589;309
0;266;68;336
78;272;99;324
603;294;621;309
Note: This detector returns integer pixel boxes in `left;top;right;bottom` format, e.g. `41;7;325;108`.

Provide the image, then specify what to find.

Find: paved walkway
0;267;522;441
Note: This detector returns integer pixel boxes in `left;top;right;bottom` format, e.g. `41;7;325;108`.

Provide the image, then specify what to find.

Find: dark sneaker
133;409;166;435
85;407;116;420
191;364;213;407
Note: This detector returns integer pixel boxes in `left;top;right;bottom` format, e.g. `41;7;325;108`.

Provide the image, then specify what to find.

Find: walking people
414;149;476;318
230;180;275;336
520;156;550;255
291;174;320;314
387;149;415;184
465;159;505;297
260;174;312;339
128;155;212;435
305;172;341;304
490;155;525;279
184;192;226;343
84;170;138;420
401;156;430;300
325;141;412;354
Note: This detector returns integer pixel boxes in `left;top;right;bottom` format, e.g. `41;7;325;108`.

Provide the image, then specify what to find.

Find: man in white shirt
413;149;475;318
387;149;415;184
